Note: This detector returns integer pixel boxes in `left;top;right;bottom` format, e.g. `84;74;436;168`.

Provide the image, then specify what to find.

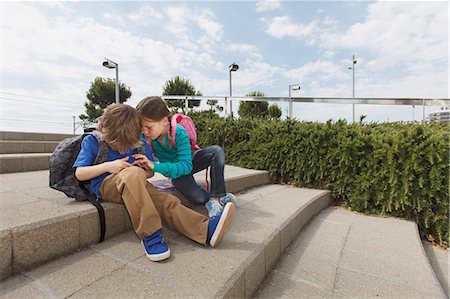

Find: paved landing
255;206;446;298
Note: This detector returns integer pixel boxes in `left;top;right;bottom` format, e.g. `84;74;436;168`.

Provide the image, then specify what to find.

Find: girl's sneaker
205;199;223;217
141;229;170;262
218;193;237;206
207;202;236;247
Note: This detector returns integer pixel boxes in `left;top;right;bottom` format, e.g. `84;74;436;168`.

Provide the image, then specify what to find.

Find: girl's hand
106;157;132;174
132;154;154;170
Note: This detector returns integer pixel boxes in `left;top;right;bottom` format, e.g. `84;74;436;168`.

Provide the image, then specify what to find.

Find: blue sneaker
205;199;223;217
207;202;236;247
218;193;237;206
141;229;170;261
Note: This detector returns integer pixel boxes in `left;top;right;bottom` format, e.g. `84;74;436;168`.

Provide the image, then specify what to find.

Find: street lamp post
229;63;239;115
348;54;357;122
288;84;301;118
102;58;120;104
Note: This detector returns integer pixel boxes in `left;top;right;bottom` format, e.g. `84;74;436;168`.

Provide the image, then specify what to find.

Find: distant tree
162;76;201;112
79;77;132;122
238;91;268;119
268;104;282;120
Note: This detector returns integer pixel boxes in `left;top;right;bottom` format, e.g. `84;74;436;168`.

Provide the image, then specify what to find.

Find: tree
238;91;268;119
162;76;202;112
79;77;132;121
268;104;282;120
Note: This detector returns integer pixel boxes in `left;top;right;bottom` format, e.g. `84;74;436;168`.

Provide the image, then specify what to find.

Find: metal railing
162;95;450;122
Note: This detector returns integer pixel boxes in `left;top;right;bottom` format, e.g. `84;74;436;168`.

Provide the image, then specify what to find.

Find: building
429;109;450;122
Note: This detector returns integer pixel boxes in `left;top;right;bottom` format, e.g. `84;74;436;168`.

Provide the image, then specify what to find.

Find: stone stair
1;131;447;298
0;131;75;173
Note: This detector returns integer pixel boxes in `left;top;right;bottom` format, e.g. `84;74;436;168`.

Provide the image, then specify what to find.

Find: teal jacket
151;124;193;179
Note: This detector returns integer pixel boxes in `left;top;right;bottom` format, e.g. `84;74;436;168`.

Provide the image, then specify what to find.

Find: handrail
162;95;450;121
161;95;449;106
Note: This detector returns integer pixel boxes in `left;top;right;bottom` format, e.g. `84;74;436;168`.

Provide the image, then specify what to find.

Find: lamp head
229;63;239;72
102;60;117;69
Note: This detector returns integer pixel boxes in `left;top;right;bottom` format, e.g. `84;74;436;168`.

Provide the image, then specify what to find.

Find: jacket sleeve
152;127;193;178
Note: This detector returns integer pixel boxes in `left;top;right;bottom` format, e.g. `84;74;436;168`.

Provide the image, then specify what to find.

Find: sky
1;0;449;134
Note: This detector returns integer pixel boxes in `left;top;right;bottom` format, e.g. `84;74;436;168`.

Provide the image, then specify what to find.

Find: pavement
256;207;448;298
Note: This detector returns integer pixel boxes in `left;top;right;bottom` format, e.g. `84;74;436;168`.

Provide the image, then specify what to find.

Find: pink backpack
170;114;201;150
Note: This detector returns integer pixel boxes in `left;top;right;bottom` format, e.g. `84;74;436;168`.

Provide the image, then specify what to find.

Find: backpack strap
85;130;108;243
87;195;106;243
91;131;110;165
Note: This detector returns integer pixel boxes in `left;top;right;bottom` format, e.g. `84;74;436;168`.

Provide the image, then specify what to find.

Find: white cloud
226;43;263;61
195;10;223;41
164;6;190;35
127;4;163;22
322;16;337;26
256;0;281;12
283;60;348;83
162;5;223;52
320;2;448;69
103;12;125;25
1;2;226;130
323;50;335;59
264;16;317;39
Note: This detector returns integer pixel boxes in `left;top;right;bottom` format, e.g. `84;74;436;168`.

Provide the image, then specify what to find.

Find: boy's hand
132;154;154;170
106;157;132;173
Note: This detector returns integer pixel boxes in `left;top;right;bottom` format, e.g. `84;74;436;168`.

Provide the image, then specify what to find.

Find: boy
73;104;235;261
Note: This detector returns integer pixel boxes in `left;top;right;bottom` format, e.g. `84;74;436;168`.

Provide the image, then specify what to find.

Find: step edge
215;190;332;298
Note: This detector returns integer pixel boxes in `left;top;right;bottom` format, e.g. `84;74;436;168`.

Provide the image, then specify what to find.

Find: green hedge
193;115;449;245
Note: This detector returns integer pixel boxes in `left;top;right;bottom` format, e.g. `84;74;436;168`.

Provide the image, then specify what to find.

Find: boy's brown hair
136;96;171;121
97;104;142;152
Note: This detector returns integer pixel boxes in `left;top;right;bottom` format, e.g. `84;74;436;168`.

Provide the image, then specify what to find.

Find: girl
136;96;236;217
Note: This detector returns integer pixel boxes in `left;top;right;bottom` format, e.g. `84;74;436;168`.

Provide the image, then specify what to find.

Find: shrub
193;115;449;245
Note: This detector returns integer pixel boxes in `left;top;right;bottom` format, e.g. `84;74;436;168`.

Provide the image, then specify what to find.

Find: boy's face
142;117;168;141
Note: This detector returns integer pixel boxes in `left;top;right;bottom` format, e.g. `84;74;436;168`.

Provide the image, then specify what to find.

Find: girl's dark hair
136;96;170;121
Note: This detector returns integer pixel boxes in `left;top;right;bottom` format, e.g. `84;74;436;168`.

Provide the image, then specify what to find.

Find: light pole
348;54;357;122
229;63;239;114
288;84;301;118
102;58;120;104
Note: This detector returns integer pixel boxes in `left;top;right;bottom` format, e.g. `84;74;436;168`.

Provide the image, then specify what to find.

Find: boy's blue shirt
73;135;153;198
150;124;193;179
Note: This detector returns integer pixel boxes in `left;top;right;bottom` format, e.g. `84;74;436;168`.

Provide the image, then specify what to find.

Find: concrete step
0;131;76;141
255;207;447;298
0;140;60;154
0;153;52;173
0;182;331;298
0;131;72;173
0;165;271;281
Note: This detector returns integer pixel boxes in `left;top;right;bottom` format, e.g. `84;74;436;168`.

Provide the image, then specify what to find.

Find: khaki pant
99;166;208;244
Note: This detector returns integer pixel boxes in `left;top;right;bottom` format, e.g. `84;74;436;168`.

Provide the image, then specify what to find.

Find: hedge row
192;115;449;245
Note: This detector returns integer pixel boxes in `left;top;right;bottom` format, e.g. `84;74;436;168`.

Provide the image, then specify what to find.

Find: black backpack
49;131;109;242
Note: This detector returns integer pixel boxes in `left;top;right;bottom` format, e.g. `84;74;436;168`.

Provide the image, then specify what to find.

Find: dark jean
172;145;226;205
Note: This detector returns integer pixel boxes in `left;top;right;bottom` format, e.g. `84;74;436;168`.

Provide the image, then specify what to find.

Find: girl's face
142;117;168;141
